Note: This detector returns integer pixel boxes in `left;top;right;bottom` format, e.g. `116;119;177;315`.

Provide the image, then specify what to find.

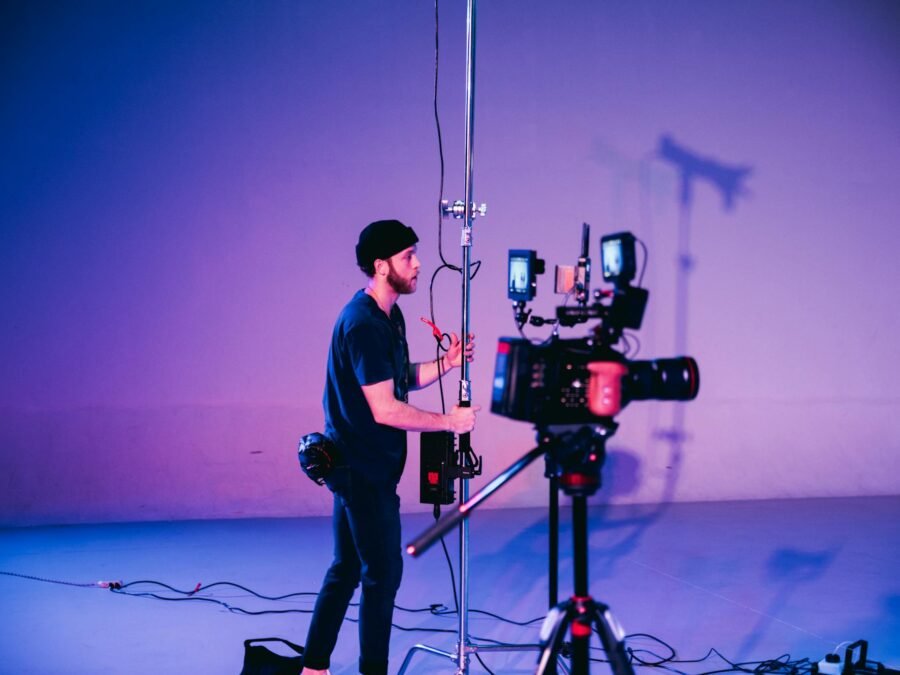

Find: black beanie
356;219;419;269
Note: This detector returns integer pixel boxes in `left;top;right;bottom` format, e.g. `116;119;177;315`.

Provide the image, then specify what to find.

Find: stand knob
441;199;487;219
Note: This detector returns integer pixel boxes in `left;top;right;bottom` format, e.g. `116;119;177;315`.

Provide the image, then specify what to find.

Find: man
302;219;479;675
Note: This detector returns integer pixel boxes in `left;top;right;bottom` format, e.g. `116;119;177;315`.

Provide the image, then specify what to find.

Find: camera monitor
600;232;637;286
508;249;540;302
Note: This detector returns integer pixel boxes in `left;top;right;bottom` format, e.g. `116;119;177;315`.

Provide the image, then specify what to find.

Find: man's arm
361;378;478;433
409;332;475;391
408;354;453;392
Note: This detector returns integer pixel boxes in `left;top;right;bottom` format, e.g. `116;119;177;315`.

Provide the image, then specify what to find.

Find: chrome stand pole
455;0;477;671
401;2;565;672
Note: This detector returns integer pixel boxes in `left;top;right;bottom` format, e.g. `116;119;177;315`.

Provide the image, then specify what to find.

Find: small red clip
420;317;443;340
190;583;202;595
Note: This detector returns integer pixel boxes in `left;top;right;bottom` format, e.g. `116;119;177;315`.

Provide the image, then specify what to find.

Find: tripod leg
590;602;635;675
535;602;572;675
549;472;559;610
548;473;560;675
570;603;593;675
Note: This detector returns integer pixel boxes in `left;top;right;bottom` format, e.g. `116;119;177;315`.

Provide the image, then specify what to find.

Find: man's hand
447;403;480;434
445;332;475;369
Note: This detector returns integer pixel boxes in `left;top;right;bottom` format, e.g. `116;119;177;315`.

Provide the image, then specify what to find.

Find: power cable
0;569;834;675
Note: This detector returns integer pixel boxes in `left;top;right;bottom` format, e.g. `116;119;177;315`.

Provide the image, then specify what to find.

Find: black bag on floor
240;637;304;675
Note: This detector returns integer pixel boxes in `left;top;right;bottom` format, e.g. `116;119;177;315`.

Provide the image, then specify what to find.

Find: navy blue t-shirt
323;290;410;484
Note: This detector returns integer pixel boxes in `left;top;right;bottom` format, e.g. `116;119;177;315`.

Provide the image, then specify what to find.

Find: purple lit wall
2;0;899;526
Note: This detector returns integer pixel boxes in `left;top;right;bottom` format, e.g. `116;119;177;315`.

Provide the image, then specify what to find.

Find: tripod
406;424;636;675
537;425;635;675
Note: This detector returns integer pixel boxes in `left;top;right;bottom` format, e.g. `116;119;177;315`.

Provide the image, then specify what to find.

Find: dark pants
303;469;402;675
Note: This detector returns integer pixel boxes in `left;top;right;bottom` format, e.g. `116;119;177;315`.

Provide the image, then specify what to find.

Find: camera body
491;337;699;425
496;226;699;426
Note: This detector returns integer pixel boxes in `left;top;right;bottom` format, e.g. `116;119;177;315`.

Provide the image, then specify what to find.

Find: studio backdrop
2;0;899;526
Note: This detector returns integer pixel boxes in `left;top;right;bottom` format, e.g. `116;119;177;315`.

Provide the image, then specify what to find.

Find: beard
387;260;417;294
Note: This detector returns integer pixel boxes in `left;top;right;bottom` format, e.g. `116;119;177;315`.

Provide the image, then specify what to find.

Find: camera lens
624;357;699;402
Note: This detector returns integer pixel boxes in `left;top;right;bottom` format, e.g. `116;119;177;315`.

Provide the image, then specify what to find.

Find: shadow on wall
652;132;753;454
461;134;757;591
658;135;753;213
571;134;756;573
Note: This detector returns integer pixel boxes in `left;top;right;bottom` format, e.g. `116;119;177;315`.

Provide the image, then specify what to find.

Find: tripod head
541;422;618;498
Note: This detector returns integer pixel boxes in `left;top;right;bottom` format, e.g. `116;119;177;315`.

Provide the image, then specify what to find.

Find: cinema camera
411;225;700;675
493;224;699;425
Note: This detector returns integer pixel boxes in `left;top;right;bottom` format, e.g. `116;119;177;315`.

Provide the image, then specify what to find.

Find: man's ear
373;258;388;277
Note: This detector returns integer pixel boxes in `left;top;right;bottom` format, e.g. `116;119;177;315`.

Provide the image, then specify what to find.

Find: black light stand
407;424;637;675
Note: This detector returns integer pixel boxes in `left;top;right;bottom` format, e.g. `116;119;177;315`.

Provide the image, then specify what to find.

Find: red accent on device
497;341;511;355
427;471;440;485
571;620;592;638
420;317;443;340
561;473;599;489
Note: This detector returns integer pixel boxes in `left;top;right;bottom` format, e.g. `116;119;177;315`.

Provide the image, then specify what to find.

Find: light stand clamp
441;199;488;219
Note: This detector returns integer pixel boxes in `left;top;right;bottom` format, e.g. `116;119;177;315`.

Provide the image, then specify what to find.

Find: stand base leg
397;644;456;674
397;639;567;675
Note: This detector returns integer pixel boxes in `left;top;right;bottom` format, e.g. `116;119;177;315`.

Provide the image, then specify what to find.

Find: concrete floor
1;496;898;674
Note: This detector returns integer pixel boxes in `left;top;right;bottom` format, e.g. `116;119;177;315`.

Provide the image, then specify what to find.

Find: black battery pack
419;431;456;505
